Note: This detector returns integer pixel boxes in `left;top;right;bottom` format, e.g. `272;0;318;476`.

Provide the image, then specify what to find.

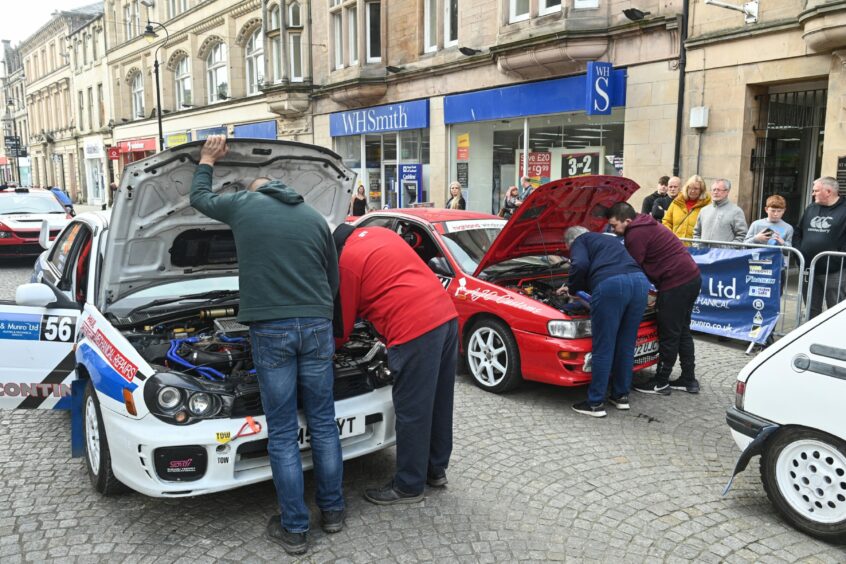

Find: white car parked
725;298;846;543
0;140;396;497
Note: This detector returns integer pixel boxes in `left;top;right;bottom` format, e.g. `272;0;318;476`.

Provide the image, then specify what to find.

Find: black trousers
388;318;459;495
655;275;701;385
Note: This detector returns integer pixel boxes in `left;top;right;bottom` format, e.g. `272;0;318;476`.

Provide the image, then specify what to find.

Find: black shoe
669;378;700;394
364;481;424;505
608;395;630;410
571;400;607;418
321;509;345;534
426;470;448;488
266;515;307;555
633;379;671;395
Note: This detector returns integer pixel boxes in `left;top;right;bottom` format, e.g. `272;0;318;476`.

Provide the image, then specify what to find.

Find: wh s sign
585;62;613;116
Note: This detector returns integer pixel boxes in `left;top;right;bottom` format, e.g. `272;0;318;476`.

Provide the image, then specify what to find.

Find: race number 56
40;316;76;342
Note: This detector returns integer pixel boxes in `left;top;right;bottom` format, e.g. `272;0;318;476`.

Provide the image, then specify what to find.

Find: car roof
362;208;498;224
0;187;55;197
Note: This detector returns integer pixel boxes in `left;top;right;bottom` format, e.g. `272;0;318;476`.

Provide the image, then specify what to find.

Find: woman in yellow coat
662;175;711;239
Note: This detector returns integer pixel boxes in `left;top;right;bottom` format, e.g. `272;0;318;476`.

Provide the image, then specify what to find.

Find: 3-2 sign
40;316;76;342
561;152;600;178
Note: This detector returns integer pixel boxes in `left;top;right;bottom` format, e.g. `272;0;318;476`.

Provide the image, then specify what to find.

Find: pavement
0;260;844;562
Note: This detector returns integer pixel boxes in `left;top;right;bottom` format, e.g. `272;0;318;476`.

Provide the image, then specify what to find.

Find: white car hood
99;139;356;306
2;213;69;231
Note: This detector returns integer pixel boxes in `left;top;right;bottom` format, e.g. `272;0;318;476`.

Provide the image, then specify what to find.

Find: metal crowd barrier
680;238;806;343
803;251;846;323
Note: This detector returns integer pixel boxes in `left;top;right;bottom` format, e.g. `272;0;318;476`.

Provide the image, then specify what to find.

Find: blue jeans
588;273;650;405
249;317;344;533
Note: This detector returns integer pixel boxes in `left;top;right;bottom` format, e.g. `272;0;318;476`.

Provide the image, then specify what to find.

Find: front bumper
100;386;396;497
723;406;780;495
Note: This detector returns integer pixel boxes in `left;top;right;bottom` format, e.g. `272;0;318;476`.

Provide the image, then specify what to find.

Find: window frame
539;0;562;15
289;32;303;82
205;42;228;104
508;0;531;23
572;0;599;8
245;29;265;95
174;56;192;108
332;11;343;70
348;6;358;65
131;72;145;118
289;1;302;26
365;1;381;64
444;0;458;47
424;0;438;53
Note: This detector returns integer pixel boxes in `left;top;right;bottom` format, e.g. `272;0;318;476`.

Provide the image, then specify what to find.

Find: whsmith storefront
325;63;630;213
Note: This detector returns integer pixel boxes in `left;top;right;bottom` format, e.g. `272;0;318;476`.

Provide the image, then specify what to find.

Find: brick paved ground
1;260;844;562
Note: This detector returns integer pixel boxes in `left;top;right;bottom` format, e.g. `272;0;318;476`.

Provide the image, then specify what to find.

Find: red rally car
354;175;659;393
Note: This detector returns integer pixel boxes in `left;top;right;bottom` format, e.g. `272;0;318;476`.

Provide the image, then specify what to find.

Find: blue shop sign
196;126;228;140
234;120;277;140
330;99;429;137
444;65;626;124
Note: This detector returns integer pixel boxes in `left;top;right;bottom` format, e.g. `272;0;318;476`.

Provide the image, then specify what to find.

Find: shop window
509;0;530;23
174;56;192;108
130;72;144;118
366;1;381;63
246;29;265;95
206;42;228;103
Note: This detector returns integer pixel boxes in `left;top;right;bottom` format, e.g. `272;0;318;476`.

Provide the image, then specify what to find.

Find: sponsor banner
443;219;506;233
689;247;782;344
0;314;77;342
80;316;138;382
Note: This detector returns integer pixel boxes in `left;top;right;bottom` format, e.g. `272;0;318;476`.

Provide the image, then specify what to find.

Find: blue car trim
78;343;138;403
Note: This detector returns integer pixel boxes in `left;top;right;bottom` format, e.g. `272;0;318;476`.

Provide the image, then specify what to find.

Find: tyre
760;427;846;543
464;318;522;393
84;381;127;495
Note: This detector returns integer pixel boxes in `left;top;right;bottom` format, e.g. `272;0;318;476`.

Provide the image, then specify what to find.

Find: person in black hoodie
650;176;680;221
641;175;669;215
794;176;846;318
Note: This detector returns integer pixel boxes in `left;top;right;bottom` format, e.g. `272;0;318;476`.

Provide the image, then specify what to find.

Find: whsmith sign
330;100;429;137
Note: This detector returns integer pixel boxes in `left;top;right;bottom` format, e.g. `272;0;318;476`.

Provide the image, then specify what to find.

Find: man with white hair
794;176;846;318
693;178;747;243
557;226;650;417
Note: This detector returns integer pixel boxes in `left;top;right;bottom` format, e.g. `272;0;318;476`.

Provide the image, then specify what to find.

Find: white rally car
725;298;846;543
0;140;396;496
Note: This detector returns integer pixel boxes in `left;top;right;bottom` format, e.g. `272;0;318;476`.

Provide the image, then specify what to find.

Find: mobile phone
762;228;773;236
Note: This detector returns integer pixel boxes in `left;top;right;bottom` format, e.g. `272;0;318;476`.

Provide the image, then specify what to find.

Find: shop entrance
752;86;827;226
353;132;425;210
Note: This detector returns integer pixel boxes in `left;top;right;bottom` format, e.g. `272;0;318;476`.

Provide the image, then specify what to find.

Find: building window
269;4;280;29
268;4;282;82
573;0;599;8
424;0;437;53
132;0;141;36
131;72;145;118
174;56;192;108
168;0;188;19
73;41;80;69
290;33;303;82
83;36;89;65
124;4;133;39
444;0;458;46
206;42;228;103
348;6;358;65
92;30;98;60
245;29;264;95
539;0;561;14
289;1;302;26
78;91;85;131
509;0;530;23
366;1;381;63
87;87;94;132
97;83;105;127
332;12;343;70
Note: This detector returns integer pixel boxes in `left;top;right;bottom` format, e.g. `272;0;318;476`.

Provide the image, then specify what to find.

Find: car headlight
548;319;592;339
144;372;231;425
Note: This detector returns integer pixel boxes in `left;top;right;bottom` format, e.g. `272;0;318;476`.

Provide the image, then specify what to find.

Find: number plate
634;340;659;357
297;415;365;450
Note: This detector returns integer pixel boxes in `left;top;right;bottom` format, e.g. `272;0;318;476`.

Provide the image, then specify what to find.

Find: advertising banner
689;247;783;344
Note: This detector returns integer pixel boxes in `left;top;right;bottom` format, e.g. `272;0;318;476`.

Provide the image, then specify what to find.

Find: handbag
497;207;507;218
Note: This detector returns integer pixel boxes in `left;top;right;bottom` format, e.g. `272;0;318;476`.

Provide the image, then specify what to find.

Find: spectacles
711;187;729;193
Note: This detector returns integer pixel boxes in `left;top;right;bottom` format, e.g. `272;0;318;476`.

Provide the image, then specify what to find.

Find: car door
0;222;87;409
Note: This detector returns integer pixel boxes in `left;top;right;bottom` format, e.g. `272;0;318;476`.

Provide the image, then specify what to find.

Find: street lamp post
143;21;170;152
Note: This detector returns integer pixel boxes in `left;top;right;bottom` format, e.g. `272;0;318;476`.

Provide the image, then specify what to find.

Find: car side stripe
16;350;76;409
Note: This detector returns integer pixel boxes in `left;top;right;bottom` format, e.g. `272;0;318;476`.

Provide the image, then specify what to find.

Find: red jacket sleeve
334;263;362;348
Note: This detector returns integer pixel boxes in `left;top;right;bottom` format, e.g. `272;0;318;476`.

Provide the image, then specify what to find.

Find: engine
504;278;590;315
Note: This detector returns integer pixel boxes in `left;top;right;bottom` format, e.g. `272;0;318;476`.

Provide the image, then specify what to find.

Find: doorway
752;87;827;227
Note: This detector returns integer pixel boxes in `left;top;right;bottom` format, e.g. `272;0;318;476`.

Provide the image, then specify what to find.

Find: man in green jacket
190;136;344;556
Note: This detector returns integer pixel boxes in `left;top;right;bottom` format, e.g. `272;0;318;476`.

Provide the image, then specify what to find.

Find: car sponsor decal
80;316;138;382
4;350;75;409
748;286;772;298
0;314;77;342
437;276;453;289
77;343;138;404
443;219;506;233
453;277;544;314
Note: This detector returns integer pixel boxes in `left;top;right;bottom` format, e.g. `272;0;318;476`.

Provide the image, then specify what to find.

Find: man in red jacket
606;202;702;395
333;224;459;504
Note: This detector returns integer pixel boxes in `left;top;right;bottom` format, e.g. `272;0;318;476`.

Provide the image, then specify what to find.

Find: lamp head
143;23;158;43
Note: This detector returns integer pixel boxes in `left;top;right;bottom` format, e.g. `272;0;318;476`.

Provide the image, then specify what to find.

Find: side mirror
39;220;53;250
65;205;76;217
15;283;59;307
428;256;452;277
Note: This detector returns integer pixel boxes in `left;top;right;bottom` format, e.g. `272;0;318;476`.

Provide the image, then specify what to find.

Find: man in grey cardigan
694;179;748;243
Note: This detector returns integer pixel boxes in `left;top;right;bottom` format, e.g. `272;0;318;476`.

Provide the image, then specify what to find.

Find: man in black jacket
794;176;846;318
650;176;680;221
641;175;669;215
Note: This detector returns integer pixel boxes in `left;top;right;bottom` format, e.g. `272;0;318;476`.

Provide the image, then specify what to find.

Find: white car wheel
761;427;846;543
85;395;101;475
83;381;127;495
465;319;521;393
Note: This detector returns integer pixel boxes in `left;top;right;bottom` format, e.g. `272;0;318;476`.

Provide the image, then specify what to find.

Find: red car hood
473;175;639;276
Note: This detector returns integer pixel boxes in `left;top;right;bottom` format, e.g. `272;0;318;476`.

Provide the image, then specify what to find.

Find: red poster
456;147;469;161
518;152;552;181
107;147;120;160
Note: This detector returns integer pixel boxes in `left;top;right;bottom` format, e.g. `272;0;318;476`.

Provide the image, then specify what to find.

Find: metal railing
803;251;846;323
681;238;806;341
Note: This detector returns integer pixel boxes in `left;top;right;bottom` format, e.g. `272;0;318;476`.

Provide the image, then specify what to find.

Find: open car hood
473;175;639;276
100;139;355;306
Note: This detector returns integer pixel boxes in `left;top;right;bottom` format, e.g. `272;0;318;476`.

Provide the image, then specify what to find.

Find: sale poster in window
561;149;603;178
517;152;551;185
